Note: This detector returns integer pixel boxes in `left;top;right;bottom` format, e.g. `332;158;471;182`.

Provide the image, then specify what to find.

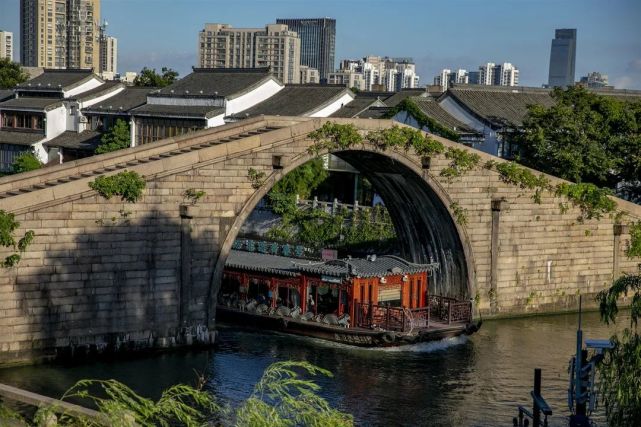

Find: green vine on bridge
626;221;641;258
307;122;363;156
440;147;481;180
555;183;617;221
247;168;266;189
449;202;468;226
0;210;35;268
88;171;146;203
306;122;640;236
183;188;206;205
492;161;551;204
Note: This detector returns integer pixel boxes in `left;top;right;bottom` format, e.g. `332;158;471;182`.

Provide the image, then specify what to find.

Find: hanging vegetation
88;171;146;203
0;210;35;268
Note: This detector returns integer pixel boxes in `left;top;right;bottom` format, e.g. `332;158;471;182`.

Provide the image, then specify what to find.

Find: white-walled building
434;69;469;91
198;23;301;84
300;66;320;84
334;56;420;92
0;31;13;61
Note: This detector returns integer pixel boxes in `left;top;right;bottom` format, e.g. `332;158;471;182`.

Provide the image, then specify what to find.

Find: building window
1;111;45;131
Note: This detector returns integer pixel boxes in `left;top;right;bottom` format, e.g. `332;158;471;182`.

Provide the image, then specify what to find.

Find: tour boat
216;249;480;347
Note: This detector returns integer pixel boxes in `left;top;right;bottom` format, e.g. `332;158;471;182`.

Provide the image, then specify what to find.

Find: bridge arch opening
210;147;474;320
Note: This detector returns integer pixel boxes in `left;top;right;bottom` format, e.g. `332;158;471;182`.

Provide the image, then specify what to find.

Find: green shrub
88;171;146;203
11;151;42;174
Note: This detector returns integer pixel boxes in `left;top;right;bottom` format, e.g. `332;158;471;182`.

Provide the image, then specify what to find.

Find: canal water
0;311;627;426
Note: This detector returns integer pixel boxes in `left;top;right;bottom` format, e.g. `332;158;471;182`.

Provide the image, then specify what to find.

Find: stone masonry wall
0;117;639;365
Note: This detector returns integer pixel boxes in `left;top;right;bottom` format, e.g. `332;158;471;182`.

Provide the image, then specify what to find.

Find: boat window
379;284;402;307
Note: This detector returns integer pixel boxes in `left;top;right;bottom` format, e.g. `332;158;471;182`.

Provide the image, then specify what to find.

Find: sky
1;0;640;89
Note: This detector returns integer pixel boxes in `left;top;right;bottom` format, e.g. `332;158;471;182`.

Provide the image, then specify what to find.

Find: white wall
206;114;226;128
63;77;103;98
438;96;500;156
225;79;284;116
309;92;355;118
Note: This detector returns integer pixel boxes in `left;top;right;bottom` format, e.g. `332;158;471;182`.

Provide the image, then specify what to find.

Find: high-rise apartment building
276;18;335;83
299;66;319;84
198;23;301;84
477;62;519;86
434;69;468;91
548;29;576;87
0;31;13;60
335;56;419;92
99;35;117;77
20;0;101;69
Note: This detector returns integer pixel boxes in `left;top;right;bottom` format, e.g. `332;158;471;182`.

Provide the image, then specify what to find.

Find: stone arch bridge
0;116;639;364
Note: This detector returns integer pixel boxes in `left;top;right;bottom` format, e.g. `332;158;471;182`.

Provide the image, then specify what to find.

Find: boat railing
354;297;472;332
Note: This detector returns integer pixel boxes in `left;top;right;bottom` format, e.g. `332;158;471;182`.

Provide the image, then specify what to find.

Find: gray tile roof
383;89;427;107
443;85;641;129
407;96;481;136
443;85;556;128
236;85;351;118
0;96;63;111
44;130;102;151
225;250;437;279
130;104;224;119
330;96;385;118
0;90;14;102
69;81;124;102
83;86;153;115
295;255;437;278
355;106;392;119
226;250;301;277
152;68;278;99
0;130;45;146
16;69;98;92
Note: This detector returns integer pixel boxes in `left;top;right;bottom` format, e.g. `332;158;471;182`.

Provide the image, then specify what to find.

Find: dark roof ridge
191;67;271;74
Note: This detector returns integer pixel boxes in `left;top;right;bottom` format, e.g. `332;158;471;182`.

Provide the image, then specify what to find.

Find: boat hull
215;306;480;348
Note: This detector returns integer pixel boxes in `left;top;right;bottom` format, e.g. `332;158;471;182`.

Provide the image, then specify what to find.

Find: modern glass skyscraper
276;18;336;83
548;29;577;88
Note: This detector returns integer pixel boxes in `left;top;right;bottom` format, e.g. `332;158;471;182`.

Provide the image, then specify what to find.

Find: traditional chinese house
218;250;479;347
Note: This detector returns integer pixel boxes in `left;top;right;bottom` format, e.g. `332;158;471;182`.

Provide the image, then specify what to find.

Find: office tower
0;31;14;61
20;0;101;69
198;23;301;84
276;18;336;83
548;28;577;87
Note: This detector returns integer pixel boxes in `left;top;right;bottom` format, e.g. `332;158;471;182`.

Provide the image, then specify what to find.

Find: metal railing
0;383;109;426
354;298;472;332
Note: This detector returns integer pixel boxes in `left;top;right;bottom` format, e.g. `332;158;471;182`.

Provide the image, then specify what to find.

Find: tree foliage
95;119;131;154
11;151;42;174
515;86;641;200
596;273;641;426
0;361;353;427
271;159;328;200
134;67;179;88
0;210;35;268
0;57;29;89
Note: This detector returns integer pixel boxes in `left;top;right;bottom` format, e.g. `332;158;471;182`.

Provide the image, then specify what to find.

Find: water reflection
0;311;626;426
